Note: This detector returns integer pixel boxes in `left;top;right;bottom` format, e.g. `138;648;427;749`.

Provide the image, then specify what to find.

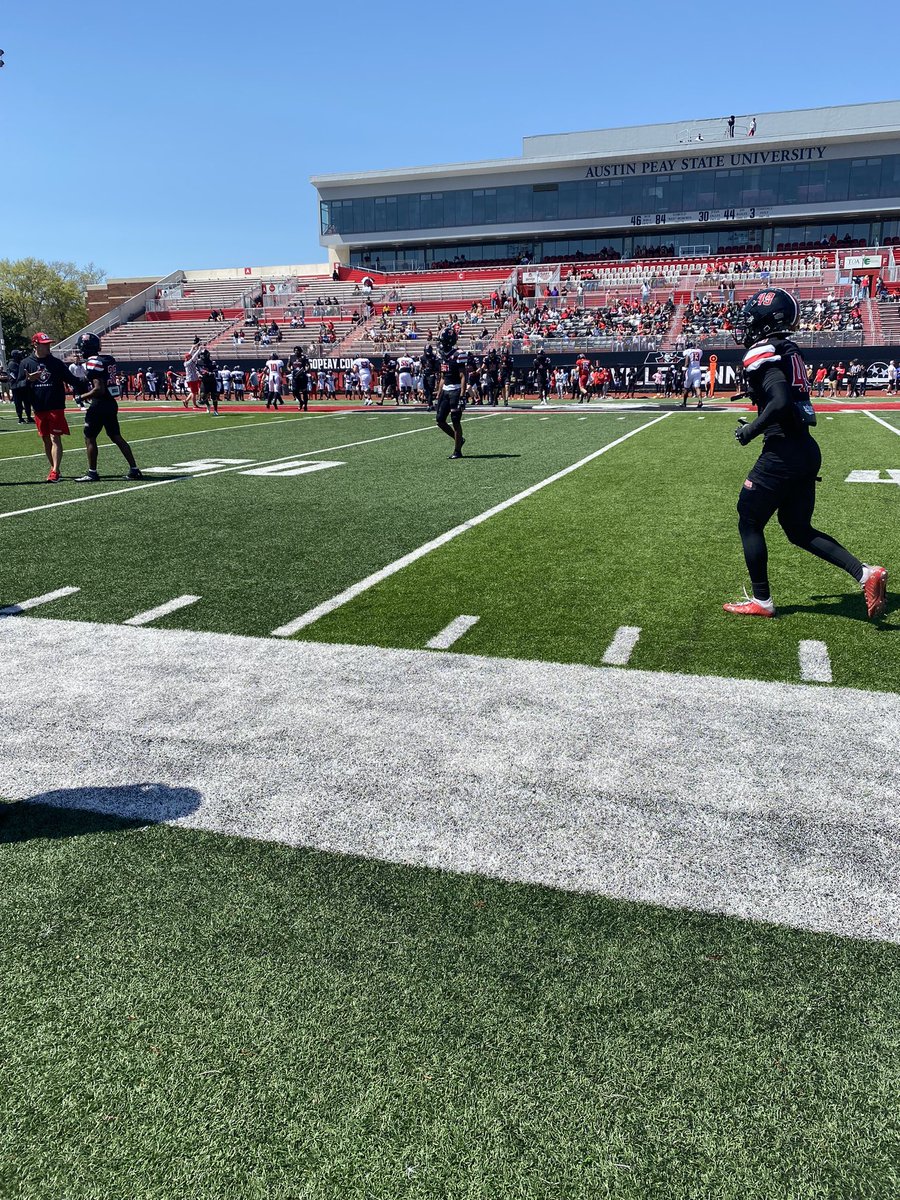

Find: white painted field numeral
143;458;254;474
239;460;345;478
845;469;900;485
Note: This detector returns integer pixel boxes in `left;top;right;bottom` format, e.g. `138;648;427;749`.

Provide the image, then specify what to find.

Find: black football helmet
75;331;102;357
438;326;457;355
732;288;799;348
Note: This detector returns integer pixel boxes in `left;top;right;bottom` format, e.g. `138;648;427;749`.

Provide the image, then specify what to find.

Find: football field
1;402;899;1199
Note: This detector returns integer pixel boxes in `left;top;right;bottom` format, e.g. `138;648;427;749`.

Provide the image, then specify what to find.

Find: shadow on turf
458;453;522;460
0;474;189;487
778;591;900;625
0;784;201;844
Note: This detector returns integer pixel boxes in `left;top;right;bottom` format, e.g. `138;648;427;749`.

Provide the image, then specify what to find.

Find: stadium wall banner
843;254;883;270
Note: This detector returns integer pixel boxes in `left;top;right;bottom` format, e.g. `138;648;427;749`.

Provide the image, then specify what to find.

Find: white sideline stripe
124;595;201;627
602;626;641;666
865;410;900;436
2;616;898;945
0;586;79;616
799;639;833;683
426;614;480;650
272;412;671;637
0;417;480;522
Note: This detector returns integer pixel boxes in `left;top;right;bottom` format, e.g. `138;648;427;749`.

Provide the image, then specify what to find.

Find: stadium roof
311;100;900;189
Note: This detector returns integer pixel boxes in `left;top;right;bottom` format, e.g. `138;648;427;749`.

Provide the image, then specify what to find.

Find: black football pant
737;438;863;602
13;390;32;421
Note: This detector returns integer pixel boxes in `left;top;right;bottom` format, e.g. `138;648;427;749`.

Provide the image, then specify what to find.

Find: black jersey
742;337;817;443
440;354;463;390
533;353;550;378
84;353;120;403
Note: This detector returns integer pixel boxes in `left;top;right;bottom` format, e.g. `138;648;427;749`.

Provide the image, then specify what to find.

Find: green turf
300;412;900;692
1;800;897;1200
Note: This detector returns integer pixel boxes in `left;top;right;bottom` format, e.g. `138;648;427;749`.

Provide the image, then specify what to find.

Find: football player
725;288;886;619
435;326;465;459
533;349;551;406
72;333;142;482
681;345;703;408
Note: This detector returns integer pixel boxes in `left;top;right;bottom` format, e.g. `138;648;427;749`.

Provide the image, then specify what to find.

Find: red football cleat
723;593;775;617
46;469;60;483
863;566;887;619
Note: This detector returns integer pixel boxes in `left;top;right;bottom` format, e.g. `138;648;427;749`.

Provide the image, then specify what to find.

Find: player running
435;326;465;460
681;345;704;408
71;333;142;482
725;288;887;620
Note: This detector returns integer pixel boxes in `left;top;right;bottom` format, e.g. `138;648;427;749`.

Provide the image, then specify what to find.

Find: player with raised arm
681;344;704;408
725;288;887;619
434;326;465;460
353;355;374;405
71;333;142;482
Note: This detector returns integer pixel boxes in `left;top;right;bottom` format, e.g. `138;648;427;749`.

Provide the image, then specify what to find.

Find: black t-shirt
20;353;88;413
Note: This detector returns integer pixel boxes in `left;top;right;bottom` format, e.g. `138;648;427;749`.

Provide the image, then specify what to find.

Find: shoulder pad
743;343;782;373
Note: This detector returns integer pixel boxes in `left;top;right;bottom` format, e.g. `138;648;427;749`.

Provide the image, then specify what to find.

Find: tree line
0;258;106;352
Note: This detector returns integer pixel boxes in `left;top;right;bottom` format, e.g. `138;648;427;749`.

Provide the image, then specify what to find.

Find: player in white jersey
265;355;285;409
231;366;245;400
183;340;204;408
681;346;704;409
397;354;415;403
218;366;231;401
353;357;374;404
69;354;88;409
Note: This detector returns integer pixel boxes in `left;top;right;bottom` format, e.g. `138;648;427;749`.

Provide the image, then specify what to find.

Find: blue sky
1;0;894;279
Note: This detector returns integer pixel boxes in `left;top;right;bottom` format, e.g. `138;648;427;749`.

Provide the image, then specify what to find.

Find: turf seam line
864;410;900;437
601;626;642;666
0;587;80;616
426;615;480;650
123;595;202;627
271;412;671;637
798;639;833;683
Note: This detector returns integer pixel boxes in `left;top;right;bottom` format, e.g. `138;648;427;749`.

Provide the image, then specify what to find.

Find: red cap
31;332;52;345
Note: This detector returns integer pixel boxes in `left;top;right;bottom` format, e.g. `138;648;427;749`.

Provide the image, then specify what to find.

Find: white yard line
865;410;900;436
0;416;487;522
799;640;833;683
124;595;201;627
2;616;898;944
426;614;480;650
272;412;671;637
601;626;641;666
0;586;80;616
0;412;336;465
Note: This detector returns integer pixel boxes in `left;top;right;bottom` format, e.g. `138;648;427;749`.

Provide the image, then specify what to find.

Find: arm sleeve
742;365;792;440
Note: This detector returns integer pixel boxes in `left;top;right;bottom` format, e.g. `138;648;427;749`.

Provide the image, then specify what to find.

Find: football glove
734;419;754;446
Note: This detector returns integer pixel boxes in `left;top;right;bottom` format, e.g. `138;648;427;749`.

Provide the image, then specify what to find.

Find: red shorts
34;410;70;438
187;380;201;396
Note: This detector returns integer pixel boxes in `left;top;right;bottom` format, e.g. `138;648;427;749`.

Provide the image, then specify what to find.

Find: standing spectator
19;332;89;481
727;114;735;138
747;117;757;137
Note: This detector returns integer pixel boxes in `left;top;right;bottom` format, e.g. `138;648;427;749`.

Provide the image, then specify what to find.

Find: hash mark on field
124;595;201;627
799;640;832;683
426;615;480;651
539;417;550;421
602;626;641;666
0;587;80;617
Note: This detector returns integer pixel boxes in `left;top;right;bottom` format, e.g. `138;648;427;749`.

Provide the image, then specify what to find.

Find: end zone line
864;410;900;436
124;595;201;626
426;615;480;650
272;412;671;637
0;586;80;616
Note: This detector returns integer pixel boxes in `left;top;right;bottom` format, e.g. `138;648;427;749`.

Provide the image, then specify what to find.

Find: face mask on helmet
76;332;102;357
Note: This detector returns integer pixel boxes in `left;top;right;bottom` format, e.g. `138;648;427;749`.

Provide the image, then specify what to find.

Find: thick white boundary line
798;640;833;683
0;416;490;522
124;595;201;627
0;586;80;616
272;412;671;637
426;615;480;650
865;410;900;436
602;626;641;666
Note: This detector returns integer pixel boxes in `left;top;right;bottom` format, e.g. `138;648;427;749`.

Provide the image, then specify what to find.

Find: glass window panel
825;160;850;202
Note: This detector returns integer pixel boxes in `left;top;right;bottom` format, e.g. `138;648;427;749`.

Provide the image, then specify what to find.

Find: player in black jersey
420;344;439;410
72;333;142;482
724;288;887;619
482;347;500;406
381;354;398;406
289;347;310;411
499;347;513;406
435;326;465;459
533;349;551;405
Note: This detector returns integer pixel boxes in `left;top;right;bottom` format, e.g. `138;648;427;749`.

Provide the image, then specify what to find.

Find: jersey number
790;353;810;393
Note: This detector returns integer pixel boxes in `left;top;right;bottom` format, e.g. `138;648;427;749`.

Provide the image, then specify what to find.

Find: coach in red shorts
20;332;89;482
